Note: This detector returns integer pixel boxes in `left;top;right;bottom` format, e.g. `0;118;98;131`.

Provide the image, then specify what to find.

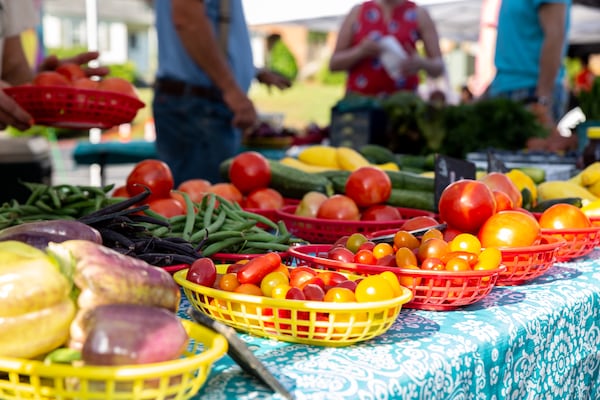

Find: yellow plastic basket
174;268;413;347
0;319;227;400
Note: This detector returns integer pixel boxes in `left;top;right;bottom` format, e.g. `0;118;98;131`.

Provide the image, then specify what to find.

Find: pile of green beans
148;193;306;257
0;182;122;230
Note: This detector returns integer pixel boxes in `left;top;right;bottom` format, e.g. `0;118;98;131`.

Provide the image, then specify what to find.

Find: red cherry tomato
147;197;185;218
478;210;541;248
186;258;217;287
289;266;318;288
438;179;497;234
243;188;284;210
111;185;129;198
353;249;377;265
55;63;86;82
177;179;211;203
126;159;174;203
360;205;402;221
229;151;271;194
316;194;360;221
236;252;282;285
345;166;392;208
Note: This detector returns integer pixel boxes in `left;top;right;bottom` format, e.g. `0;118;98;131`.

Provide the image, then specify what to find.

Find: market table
178;249;600;400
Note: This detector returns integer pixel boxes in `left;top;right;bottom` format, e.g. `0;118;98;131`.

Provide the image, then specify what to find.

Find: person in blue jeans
489;0;574;152
152;0;291;186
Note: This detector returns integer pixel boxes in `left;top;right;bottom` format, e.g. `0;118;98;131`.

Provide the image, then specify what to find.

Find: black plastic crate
329;107;388;149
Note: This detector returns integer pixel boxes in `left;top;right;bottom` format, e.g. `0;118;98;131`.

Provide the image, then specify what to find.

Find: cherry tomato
360;205;402;221
354;249;377;265
421;228;444;242
397;265;422;288
395;247;418;268
444;256;471;272
449;233;482;254
327;246;355;263
441;251;479;266
218;272;240;291
480;172;522;209
324;287;357;302
417;237;450;263
478;210;541;248
243;188;284;210
376;254;397;267
538;203;591;229
271;283;291;299
234;283;263;296
379;271;403;297
229;151;271;194
177;179;211;203
393;230;420;250
207;183;243;204
474;247;502;271
420;257;445;271
345;166;392;208
317;194;360;221
302;283;325;301
346;233;368;253
111;185;129;198
126;159;174;202
236;252;282;285
354;275;395;302
438;179;497;234
186;258;217;287
492;190;514;212
148;197;185;218
317;271;348;287
260;271;289;297
289;266;318;288
372;243;394;259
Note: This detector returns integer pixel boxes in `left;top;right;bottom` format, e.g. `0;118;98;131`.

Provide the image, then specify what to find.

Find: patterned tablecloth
180;249;600;400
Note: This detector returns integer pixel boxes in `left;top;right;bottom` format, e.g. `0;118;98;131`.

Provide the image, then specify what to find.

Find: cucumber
386;188;436;212
268;160;334;199
385;170;435;191
531;197;583;213
359;144;396;164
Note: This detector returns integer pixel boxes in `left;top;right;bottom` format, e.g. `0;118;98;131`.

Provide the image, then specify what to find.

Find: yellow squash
336;147;371;171
297;145;340;169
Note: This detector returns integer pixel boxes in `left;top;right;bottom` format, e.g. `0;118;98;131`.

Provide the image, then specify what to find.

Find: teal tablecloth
180;249;600;400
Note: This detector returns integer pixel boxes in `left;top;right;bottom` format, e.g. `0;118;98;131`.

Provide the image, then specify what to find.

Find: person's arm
0;36;34;131
415;6;444;78
171;0;256;129
329;5;381;72
536;2;567;104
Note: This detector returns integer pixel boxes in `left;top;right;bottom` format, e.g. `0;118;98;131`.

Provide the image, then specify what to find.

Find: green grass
133;81;344;133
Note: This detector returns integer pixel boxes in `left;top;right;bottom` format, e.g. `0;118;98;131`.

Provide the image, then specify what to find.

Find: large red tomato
538;203;591;229
438;179;497;234
480;172;522;209
147;197;185;218
177;179;211;203
229;151;271;194
244;188;284;210
316;195;360;221
345;166;392;208
126;159;174;202
478;210;541;248
399;215;440;231
360;205;402;221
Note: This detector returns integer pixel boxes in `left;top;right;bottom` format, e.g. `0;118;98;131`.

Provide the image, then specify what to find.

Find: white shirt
0;0;38;77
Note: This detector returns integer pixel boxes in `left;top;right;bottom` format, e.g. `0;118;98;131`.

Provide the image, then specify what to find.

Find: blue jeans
152;91;241;186
492;83;568;123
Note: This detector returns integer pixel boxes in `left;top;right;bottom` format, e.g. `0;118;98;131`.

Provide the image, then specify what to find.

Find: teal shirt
154;0;255;93
490;0;571;95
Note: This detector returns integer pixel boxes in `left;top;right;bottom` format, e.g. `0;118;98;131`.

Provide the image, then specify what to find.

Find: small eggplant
80;304;189;366
0;220;102;250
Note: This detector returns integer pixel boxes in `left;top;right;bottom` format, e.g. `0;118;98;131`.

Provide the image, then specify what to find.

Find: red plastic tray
540;226;600;261
496;236;566;285
288;244;505;311
4;85;145;129
275;205;436;244
210;251;293;265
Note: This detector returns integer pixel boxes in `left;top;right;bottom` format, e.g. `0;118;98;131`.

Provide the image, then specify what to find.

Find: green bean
201;236;247;257
34;199;55;213
234;209;279;231
180;192;196;242
219;219;257;232
198;230;244;243
151;226;171;237
205;210;226;234
24;184;48;206
202;194;217;228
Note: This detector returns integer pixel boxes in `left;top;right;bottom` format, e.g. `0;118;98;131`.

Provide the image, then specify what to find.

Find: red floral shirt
346;0;420;96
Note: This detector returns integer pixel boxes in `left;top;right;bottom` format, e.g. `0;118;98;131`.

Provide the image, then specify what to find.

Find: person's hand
256;69;292;90
358;37;381;59
222;89;258;131
0;81;33;131
38;50;110;78
400;55;424;76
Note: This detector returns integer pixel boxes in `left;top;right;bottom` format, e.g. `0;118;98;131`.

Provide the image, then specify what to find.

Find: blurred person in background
329;0;445;97
152;0;291;186
0;0;107;132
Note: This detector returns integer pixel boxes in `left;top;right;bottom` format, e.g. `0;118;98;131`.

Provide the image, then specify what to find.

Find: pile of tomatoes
186;252;405;304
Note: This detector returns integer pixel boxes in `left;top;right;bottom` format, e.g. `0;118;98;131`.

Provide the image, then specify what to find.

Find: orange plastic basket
540;225;600;261
173;267;413;347
496;236;566;285
275;205;436;244
288;244;505;311
4;85;145;129
0;319;227;400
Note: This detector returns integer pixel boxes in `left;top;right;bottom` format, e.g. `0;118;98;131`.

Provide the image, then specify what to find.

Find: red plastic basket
496;236;566;285
4;85;145;129
540;226;600;261
243;198;300;227
275;205;436;244
210;251;293;265
288;244;505;311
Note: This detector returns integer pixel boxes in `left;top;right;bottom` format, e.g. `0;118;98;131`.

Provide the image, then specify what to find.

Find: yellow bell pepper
505;169;537;205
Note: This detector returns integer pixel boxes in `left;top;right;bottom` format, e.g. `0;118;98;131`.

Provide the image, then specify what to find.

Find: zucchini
268;160;334;199
385;170;435;191
386;188;436;212
359;144;396;164
531;197;583;213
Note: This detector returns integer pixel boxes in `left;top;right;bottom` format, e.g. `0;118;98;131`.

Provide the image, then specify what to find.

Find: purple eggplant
0;220;102;249
80;304;189;366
